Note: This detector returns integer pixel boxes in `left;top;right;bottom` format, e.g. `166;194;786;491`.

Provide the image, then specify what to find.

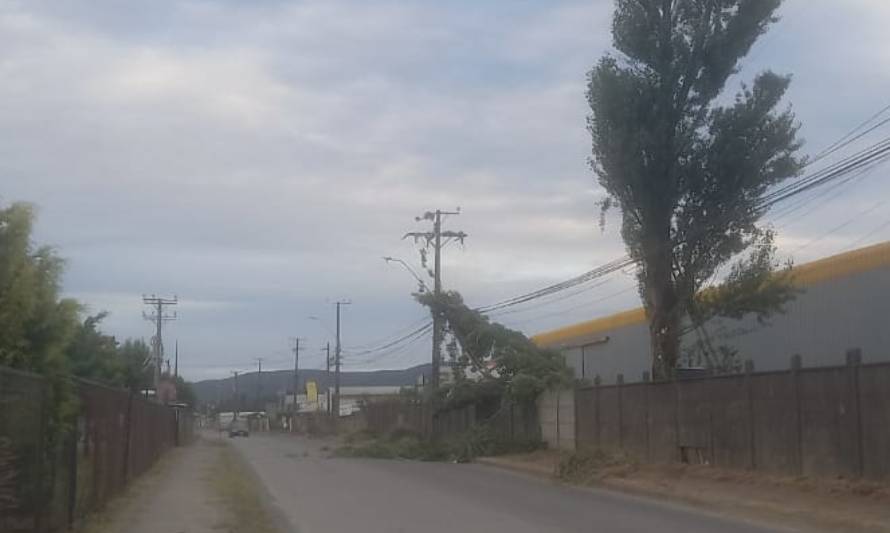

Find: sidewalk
477;451;890;532
84;435;227;533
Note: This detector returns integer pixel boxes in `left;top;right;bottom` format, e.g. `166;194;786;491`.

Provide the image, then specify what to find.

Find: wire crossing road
228;434;782;533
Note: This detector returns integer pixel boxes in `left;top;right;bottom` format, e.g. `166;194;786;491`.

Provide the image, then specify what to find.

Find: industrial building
533;241;890;384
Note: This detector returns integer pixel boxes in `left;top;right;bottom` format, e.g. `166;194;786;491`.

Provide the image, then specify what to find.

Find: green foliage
0;203;80;376
415;291;571;405
683;231;799;373
335;429;450;461
118;339;153;393
447;424;544;463
335;426;544;463
172;374;197;406
587;1;805;378
0;203;80;447
66;312;121;383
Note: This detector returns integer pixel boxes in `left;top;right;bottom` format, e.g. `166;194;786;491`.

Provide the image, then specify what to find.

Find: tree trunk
645;235;680;381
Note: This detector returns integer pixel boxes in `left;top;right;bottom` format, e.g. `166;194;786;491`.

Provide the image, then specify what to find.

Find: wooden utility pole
404;209;466;392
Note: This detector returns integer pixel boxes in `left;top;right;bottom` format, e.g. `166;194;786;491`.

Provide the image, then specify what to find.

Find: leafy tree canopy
172;374;197;406
587;0;805;378
118;338;154;393
415;291;571;407
66;312;121;383
0;203;80;375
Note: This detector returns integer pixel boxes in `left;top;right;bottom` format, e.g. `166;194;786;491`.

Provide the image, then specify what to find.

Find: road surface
229;433;784;533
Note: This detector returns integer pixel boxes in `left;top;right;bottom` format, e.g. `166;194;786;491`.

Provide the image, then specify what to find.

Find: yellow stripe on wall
532;241;890;348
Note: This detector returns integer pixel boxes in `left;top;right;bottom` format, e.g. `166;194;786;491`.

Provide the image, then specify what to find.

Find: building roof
338;385;403;396
532;241;890;348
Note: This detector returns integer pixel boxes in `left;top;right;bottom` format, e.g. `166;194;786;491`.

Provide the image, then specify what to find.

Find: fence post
572;385;579;450
744;359;756;470
35;381;48;533
555;389;561;450
594;375;602;449
846;348;864;478
642;371;651;462
66;424;78;529
791;354;803;476
673;374;681;462
616;374;624;450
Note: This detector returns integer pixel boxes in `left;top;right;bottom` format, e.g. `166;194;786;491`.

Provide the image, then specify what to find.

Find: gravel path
87;435;227;533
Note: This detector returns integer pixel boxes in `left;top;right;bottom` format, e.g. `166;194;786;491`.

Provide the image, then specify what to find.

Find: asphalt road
229;433;783;533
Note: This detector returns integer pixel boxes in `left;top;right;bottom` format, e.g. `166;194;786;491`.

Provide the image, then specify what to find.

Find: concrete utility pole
404;209;466;392
333;300;350;421
255;357;263;409
325;342;331;414
174;340;179;379
292;338;301;412
231;371;240;416
142;295;177;395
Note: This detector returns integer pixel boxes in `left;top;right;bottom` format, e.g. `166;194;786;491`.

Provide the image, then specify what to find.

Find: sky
3;0;890;381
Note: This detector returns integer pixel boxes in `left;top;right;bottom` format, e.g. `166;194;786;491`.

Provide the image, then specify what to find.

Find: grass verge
556;448;637;484
208;443;286;533
335;426;544;463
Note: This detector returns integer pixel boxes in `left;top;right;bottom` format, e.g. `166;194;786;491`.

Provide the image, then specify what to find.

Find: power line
344;322;433;358
343;315;431;351
338;107;890;367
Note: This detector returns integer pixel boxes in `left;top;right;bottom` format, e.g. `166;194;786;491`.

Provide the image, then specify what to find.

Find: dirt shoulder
478;451;890;533
82;432;290;533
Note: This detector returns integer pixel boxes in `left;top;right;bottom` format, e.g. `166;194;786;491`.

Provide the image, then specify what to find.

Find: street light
383;256;429;293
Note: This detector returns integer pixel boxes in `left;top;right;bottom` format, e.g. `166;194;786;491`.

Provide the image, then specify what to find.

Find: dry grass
207;444;285;533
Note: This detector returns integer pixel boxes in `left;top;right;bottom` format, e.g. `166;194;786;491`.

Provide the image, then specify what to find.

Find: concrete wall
537;388;575;451
574;357;890;481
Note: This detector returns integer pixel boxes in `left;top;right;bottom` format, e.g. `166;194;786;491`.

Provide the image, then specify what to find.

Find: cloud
2;0;890;380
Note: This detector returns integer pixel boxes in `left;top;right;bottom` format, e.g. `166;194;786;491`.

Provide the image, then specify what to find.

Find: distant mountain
192;363;431;407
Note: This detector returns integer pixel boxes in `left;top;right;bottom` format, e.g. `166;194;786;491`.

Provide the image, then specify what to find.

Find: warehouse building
533;241;890;384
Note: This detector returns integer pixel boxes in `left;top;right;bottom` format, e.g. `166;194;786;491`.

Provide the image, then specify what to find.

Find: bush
557;448;635;484
335;430;450;461
336;425;545;463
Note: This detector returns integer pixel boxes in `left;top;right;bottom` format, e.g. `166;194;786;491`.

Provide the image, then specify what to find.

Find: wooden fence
575;351;890;481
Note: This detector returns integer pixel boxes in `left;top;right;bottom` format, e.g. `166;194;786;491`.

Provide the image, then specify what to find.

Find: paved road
229;433;784;533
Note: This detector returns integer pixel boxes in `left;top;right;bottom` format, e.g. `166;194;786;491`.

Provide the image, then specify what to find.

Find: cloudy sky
3;0;890;381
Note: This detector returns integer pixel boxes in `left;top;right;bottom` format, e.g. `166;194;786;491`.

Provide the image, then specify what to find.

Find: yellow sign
306;380;318;403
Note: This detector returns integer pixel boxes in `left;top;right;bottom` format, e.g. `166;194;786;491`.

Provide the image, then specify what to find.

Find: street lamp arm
383;256;429;292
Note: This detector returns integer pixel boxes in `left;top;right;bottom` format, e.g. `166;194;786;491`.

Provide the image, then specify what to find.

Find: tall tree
66;312;122;383
118;339;153;393
587;0;805;378
0;203;79;374
0;203;81;450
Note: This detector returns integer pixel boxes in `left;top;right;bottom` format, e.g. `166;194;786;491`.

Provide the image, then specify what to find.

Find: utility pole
324;342;331;414
404;209;466;393
333;300;351;422
231;371;240;416
174;340;179;379
291;338;301;413
255;357;263;410
142;295;177;396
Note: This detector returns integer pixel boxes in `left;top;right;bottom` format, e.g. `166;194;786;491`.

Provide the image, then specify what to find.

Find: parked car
228;418;249;437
